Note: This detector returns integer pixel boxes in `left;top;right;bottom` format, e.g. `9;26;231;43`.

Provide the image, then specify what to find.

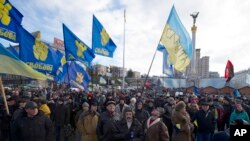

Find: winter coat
77;111;99;141
171;110;194;141
144;117;169;141
229;110;250;124
113;118;143;141
97;111;120;141
135;109;150;125
52;103;70;127
115;104;130;119
11;112;55;141
193;109;216;133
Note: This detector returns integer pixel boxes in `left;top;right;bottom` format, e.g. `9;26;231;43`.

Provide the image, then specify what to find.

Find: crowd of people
0;87;250;141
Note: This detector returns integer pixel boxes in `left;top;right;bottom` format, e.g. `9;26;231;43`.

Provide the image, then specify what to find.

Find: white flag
246;74;250;85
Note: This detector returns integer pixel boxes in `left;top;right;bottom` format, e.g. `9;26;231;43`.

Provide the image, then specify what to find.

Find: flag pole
0;77;10;115
122;9;126;90
141;48;158;95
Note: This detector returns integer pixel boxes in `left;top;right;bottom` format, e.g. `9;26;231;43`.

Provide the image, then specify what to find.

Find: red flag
145;80;151;89
224;60;234;82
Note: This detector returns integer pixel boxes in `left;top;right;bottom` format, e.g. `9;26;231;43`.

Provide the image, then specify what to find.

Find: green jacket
229;110;250;125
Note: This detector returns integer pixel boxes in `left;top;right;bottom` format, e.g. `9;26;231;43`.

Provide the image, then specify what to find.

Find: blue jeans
197;132;211;141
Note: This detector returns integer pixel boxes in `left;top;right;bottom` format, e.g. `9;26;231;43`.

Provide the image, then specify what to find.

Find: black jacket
52;103;70;127
135;109;150;124
113;118;143;141
11;112;55;141
97;111;120;141
193;109;216;133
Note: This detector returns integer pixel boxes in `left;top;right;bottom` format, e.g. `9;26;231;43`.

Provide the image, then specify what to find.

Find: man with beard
144;107;169;141
97;99;120;141
113;107;143;141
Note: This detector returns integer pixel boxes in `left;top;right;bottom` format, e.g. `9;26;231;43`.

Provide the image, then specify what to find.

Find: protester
193;99;216;141
97;99;120;141
144;107;169;141
113;107;143;141
11;101;55;141
171;101;194;141
229;103;250;125
115;96;130;119
135;100;150;125
77;101;99;141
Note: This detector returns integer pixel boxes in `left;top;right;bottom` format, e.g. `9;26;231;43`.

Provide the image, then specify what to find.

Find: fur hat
156;107;165;116
82;102;89;107
106;99;116;106
175;101;186;111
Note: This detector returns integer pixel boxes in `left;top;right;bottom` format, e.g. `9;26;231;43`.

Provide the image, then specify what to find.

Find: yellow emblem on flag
100;28;109;46
160;24;190;71
0;0;12;26
33;38;48;61
75;40;87;58
76;72;83;83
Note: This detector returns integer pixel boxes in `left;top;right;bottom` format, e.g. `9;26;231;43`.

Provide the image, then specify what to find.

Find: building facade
231;69;250;89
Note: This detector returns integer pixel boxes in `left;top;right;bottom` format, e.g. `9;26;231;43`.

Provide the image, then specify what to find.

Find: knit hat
175;101;186;111
82;102;89;107
124;107;133;113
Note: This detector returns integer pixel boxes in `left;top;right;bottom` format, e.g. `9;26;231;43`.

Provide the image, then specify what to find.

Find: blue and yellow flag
0;0;23;43
62;61;91;91
92;15;116;57
63;24;95;67
0;43;52;80
158;6;192;72
18;26;62;76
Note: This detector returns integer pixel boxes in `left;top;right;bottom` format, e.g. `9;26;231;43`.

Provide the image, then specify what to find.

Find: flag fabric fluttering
92;15;117;58
193;86;199;96
0;43;52;80
18;26;62;76
224;60;234;82
233;89;241;97
158;6;193;72
246;74;250;85
63;24;95;68
62;61;91;91
162;49;174;77
0;0;23;43
7;44;18;58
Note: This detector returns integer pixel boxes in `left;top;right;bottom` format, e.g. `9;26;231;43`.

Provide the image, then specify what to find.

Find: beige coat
77;112;99;141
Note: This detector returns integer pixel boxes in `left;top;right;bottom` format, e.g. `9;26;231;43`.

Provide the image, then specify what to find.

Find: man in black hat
97;99;120;141
193;99;216;141
11;101;55;141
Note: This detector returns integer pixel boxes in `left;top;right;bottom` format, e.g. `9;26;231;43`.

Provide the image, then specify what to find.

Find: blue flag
63;24;95;67
18;26;62;76
0;43;52;80
92;15;116;57
233;89;241;97
158;6;193;72
7;44;18;58
54;51;68;83
193;86;199;96
0;0;23;43
61;61;91;90
163;49;174;77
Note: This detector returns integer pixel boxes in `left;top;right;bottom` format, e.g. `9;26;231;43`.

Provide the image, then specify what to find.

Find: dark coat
144;117;169;141
97;111;120;141
113;118;143;141
52;103;70;127
11;112;55;141
193;109;216;133
171;110;194;141
135;109;150;124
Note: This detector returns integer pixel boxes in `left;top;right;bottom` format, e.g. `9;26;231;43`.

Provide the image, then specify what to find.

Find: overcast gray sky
3;0;250;77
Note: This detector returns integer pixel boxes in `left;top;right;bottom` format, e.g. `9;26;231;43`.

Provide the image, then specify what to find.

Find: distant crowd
0;87;250;141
